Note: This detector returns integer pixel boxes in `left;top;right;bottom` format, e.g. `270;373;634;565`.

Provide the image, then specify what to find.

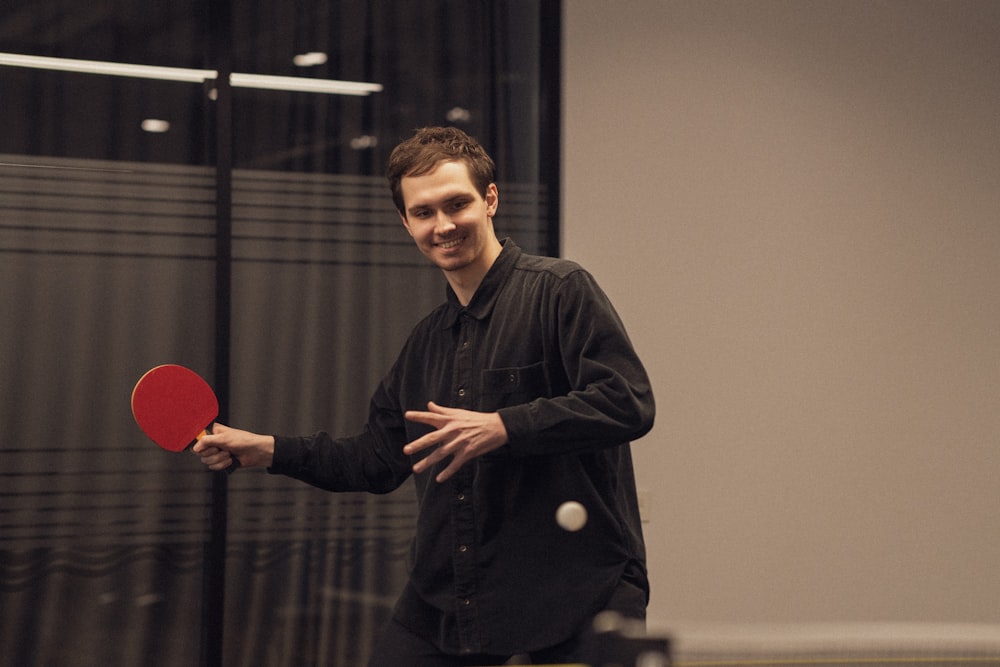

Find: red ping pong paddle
131;364;238;471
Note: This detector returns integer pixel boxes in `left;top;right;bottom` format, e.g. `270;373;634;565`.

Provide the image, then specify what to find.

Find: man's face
399;160;499;276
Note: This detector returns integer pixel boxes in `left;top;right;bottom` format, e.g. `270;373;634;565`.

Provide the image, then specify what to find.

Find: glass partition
0;2;558;665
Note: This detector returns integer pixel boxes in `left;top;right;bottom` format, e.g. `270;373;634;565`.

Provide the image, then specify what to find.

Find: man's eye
451;200;468;211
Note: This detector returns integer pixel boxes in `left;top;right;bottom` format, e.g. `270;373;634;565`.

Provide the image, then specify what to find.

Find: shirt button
458;545;468;553
457;388;466;397
457;493;466;501
461;598;472;606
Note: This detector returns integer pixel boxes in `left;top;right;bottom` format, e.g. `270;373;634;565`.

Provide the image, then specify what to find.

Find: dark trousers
366;577;646;667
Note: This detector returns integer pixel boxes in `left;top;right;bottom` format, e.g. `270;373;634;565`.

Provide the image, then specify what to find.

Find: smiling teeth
439;239;461;248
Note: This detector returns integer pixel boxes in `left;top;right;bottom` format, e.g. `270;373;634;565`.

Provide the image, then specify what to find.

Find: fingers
431;454;467;483
410;439;467;483
192;423;228;451
402;429;441;456
403;403;508;483
192;423;235;470
402;403;453;456
403;402;450;428
191;445;234;471
403;404;477;481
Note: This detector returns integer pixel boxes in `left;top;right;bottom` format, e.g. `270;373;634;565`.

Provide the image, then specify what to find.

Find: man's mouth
437;237;463;249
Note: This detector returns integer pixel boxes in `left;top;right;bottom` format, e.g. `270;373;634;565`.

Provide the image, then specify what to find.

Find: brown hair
386;126;496;214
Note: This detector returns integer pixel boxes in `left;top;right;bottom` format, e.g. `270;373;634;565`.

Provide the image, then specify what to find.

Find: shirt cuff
497;405;535;456
267;434;304;475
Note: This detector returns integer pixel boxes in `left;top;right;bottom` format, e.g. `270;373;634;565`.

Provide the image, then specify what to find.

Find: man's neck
445;237;503;306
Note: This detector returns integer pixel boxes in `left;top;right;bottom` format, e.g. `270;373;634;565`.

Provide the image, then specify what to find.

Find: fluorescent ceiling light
141;119;171;133
231;72;379;96
0;52;211;82
0;52;382;96
293;51;328;67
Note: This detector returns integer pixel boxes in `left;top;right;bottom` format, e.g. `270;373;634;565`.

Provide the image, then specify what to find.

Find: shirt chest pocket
481;361;549;406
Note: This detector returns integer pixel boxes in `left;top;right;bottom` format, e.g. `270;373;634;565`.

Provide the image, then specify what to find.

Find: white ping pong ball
556;501;588;532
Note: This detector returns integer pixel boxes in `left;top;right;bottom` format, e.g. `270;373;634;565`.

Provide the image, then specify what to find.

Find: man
194;126;655;665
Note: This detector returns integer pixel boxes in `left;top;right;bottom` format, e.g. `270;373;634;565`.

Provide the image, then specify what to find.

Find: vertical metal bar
540;0;562;258
204;1;232;666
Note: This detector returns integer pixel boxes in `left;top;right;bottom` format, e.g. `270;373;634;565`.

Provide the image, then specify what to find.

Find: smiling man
193;126;655;666
398;159;501;301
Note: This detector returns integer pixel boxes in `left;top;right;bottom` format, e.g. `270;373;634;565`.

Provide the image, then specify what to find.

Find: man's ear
485;183;499;218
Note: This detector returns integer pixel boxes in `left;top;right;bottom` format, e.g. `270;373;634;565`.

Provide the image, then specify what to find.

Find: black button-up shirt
269;239;655;655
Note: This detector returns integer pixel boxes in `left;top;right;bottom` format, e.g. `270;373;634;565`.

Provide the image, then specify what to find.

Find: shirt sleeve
497;269;655;456
267;379;414;494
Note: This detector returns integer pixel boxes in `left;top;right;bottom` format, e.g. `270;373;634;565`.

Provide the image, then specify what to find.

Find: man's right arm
193;423;275;470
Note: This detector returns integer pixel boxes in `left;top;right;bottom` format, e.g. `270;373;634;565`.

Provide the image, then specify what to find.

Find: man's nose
434;211;456;233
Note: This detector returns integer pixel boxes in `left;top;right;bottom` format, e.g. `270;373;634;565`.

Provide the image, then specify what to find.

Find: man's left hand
403;402;509;483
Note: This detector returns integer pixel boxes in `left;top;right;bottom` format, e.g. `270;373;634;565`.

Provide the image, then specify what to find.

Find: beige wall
563;0;1000;628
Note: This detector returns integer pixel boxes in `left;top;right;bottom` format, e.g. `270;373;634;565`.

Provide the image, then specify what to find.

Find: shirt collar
441;237;521;329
